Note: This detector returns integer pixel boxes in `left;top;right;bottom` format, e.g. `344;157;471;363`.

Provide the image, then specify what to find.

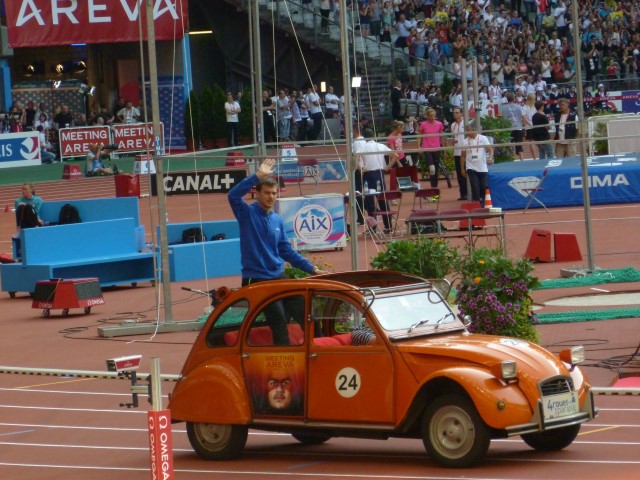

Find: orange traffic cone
4;204;9;213
484;189;493;208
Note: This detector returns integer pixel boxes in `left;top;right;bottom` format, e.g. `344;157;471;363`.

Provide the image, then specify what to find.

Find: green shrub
480;116;515;163
370;237;460;280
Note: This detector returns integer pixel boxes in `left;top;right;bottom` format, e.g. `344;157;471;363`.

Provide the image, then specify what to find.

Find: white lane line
0;404;143;414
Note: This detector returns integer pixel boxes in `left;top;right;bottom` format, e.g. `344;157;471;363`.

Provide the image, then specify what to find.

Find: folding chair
297;158;319;195
376;190;402;235
413;187;440;210
364;216;388;243
522;168;549;213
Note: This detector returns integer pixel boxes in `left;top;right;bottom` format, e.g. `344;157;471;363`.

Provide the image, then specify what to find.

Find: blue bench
158;221;241;282
1;218;154;297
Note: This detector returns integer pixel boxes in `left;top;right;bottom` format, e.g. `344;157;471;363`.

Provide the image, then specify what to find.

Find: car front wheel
521;424;581;451
186;422;248;460
422;393;491;468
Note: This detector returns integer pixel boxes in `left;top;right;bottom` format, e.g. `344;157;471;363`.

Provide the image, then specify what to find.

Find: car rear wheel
521;424;581;451
186;422;248;460
422;394;491;468
291;433;331;445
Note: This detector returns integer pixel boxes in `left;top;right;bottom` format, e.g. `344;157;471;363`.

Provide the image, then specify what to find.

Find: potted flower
455;247;540;343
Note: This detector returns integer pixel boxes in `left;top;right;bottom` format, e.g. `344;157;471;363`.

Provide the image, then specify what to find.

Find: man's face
256;184;278;211
267;375;292;410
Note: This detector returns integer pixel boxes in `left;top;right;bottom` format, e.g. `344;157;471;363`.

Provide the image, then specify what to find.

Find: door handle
310;353;318;359
241;353;250;359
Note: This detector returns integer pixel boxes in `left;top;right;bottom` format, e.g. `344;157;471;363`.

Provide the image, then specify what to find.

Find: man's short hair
558;98;569;106
256;177;278;191
362;128;375;138
535;100;545;110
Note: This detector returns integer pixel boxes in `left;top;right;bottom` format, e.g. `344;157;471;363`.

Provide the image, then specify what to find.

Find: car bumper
504;387;598;436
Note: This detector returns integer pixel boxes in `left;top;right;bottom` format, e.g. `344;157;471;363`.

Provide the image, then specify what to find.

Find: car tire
421;393;491;468
521;424;581;451
291;433;332;445
186;422;248;460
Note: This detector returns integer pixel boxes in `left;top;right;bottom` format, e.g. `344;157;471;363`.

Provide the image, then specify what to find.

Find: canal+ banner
5;0;187;47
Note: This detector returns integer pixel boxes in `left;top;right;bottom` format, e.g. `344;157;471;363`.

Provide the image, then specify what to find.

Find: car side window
311;295;372;346
205;299;249;347
247;295;305;347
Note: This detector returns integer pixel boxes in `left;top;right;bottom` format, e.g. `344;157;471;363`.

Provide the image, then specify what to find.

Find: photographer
86;143;118;176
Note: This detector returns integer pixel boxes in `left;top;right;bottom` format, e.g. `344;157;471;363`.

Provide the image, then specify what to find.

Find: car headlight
492;360;517;380
559;345;585;366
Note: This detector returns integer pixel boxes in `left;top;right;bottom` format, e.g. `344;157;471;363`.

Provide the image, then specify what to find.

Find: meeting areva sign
5;0;186;47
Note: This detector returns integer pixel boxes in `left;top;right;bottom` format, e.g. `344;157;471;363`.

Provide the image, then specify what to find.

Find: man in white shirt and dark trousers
358;128;398;232
225;91;241;146
461;123;493;207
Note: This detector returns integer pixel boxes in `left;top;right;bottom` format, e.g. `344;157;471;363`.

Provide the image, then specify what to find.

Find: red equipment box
32;278;105;317
225;151;246;166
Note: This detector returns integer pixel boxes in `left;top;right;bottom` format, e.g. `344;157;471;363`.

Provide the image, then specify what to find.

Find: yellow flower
474;277;481;284
479;260;485;265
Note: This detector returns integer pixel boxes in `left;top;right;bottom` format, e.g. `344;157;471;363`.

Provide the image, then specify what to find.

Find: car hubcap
432;407;474;458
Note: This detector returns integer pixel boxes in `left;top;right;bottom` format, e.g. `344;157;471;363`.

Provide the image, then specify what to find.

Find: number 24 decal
335;367;361;398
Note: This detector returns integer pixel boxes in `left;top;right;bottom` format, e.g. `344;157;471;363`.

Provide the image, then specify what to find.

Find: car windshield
368;289;460;334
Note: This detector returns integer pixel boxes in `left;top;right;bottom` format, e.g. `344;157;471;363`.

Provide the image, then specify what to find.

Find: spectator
53;105;74;130
225;91;241;146
390;79;403;121
554;98;577;158
530;100;553;160
522;93;537;159
86;143;115;176
15;182;44;233
112;96;126;117
417;108;445;188
324;85;340;118
117;100;141;124
261;90;276;143
306;85;323;141
501;93;526;161
461;122;493;207
37;126;57;164
358;128;398;233
21;101;36;130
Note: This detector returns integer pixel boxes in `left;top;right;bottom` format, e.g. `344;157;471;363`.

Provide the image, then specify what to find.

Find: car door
306;292;395;424
241;293;307;418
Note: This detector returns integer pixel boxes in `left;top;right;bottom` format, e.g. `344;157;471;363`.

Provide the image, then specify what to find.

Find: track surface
1;169;639;479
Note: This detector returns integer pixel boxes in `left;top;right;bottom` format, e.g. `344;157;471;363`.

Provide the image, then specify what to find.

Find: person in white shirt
461;122;493;206
117;100;140;124
450;107;467;200
358;128;398;232
324;86;340;118
225;91;241;146
306;85;323;141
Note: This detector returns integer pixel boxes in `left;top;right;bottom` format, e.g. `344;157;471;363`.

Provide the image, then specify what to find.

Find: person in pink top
417;108;445;188
387;119;418;190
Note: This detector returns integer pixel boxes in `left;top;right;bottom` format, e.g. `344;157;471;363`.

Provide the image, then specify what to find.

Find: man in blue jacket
228;158;328;344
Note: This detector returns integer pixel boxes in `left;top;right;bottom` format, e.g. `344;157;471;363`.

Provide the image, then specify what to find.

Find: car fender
169;357;252;424
428;367;534;430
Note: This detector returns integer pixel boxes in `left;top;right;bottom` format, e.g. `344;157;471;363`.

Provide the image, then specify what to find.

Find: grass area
0;147;256;187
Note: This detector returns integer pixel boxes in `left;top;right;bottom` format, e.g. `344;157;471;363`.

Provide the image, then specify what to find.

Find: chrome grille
540;377;574;396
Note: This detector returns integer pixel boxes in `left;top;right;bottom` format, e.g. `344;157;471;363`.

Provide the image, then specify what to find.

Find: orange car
168;271;597;468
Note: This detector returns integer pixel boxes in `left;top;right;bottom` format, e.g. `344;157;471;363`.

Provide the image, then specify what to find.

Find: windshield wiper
408;312;454;333
434;312;454;329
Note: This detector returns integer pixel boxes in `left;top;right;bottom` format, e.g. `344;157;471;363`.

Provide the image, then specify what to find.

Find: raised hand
257;158;276;179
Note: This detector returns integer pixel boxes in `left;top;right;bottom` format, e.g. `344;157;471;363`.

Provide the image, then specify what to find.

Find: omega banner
5;0;187;47
150;170;248;196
